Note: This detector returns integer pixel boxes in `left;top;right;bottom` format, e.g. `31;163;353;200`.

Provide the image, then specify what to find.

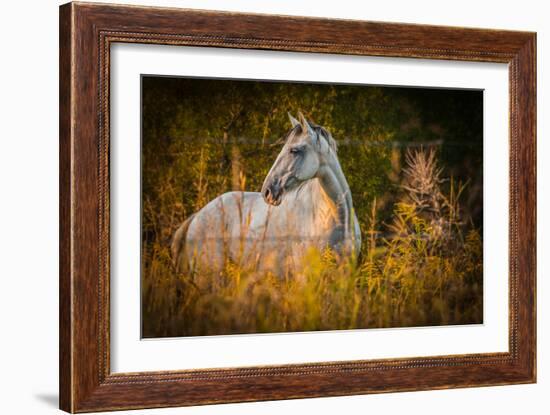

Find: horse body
172;113;361;275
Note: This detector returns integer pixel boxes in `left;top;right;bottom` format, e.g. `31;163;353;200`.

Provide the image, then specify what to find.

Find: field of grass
141;150;483;338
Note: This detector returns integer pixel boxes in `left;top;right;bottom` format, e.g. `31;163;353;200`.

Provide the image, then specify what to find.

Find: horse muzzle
262;179;283;206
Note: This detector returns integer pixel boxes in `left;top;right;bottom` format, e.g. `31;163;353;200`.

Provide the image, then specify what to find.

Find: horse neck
316;152;354;232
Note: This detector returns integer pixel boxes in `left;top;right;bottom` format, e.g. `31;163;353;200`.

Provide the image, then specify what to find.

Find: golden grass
142;223;482;338
142;150;482;337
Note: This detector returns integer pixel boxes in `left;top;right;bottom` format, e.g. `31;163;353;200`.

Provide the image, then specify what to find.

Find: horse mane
311;123;338;154
290;122;338;154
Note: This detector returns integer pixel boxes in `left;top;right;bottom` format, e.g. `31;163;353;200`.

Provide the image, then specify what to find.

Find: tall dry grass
142;149;482;337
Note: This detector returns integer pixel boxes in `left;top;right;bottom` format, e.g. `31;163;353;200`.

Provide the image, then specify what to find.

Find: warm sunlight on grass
142;149;483;338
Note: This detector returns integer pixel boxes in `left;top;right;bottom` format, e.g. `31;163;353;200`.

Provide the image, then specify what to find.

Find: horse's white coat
172;113;361;275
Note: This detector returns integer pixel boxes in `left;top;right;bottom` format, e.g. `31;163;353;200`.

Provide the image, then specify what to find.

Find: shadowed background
141;76;483;337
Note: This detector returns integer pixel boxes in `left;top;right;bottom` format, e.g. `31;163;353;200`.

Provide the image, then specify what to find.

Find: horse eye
290;147;302;154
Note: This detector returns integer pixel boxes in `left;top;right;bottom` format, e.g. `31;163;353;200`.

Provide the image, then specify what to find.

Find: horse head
261;112;337;206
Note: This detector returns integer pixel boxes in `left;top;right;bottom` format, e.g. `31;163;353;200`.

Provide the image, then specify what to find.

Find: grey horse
171;112;361;275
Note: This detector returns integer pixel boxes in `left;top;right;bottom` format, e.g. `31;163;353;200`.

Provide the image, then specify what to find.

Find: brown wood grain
59;2;536;412
59;3;73;411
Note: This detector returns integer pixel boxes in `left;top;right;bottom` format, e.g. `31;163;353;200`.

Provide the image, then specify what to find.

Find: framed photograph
59;2;536;412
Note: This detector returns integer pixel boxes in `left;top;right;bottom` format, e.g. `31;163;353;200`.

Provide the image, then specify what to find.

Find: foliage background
141;76;483;337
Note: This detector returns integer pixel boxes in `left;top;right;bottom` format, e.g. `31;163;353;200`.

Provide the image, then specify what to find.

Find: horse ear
288;112;299;128
297;112;308;129
298;112;316;139
298;112;315;133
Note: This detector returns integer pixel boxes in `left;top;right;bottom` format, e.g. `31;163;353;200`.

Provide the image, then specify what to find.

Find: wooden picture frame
59;2;536;412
